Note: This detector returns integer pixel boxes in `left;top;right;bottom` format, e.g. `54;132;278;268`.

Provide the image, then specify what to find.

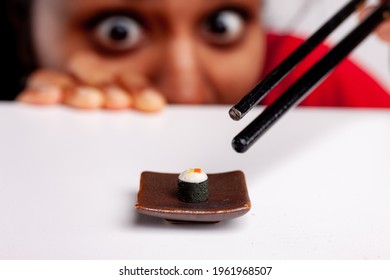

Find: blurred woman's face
32;0;265;104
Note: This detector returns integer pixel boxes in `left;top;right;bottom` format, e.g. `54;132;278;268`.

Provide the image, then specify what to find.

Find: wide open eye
92;16;144;52
202;10;246;45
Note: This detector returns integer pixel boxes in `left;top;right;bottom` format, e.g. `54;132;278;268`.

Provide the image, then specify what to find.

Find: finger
27;69;75;89
17;86;63;105
118;72;166;112
64;86;105;109
18;69;74;105
66;51;116;86
117;73;149;92
104;85;133;110
133;88;167;112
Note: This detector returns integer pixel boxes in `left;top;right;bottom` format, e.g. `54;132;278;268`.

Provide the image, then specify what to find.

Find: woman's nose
155;36;215;104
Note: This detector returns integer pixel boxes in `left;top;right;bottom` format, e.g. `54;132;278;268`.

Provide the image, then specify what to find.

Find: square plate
135;170;251;222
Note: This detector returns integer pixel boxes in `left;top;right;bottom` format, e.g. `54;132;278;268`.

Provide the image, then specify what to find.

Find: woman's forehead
36;0;260;14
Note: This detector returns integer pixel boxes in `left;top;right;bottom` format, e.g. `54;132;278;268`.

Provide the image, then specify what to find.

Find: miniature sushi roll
178;168;208;203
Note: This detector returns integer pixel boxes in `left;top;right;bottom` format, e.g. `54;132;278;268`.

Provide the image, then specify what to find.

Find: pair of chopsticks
230;0;390;153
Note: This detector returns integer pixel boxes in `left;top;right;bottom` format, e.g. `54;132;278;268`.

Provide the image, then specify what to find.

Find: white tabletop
0;102;389;260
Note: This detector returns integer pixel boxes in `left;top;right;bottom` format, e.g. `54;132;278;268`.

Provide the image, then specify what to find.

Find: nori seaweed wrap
178;168;208;203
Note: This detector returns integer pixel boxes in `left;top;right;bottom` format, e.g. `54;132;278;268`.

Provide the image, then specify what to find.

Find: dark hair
2;0;35;100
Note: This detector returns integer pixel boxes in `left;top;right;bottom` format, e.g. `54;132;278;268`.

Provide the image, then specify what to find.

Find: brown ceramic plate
135;170;251;222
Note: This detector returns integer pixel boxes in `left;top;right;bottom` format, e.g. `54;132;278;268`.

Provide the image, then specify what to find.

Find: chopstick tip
232;136;249;153
229;107;243;121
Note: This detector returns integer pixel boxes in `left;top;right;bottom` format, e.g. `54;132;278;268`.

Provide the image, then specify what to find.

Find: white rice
178;169;208;183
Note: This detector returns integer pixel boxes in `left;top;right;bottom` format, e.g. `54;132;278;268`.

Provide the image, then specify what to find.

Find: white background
0;104;389;260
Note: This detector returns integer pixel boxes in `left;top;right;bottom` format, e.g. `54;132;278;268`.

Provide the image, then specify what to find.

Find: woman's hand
359;5;390;43
17;52;166;112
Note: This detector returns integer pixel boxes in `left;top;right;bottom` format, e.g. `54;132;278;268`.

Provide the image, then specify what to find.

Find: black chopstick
232;2;390;153
229;0;366;121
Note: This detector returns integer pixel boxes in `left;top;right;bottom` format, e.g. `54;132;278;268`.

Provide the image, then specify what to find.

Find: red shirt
261;33;390;108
